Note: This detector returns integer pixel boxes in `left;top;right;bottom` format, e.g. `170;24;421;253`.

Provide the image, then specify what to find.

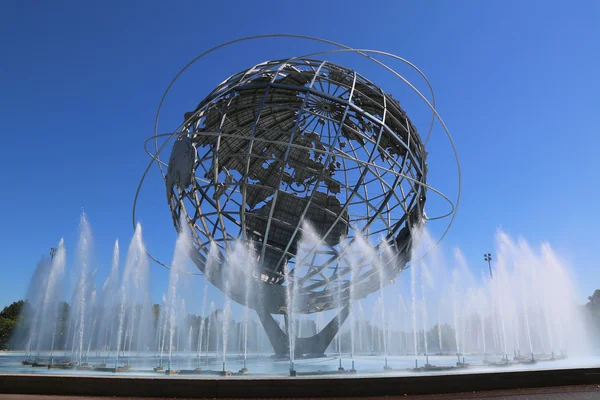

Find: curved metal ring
133;34;460;273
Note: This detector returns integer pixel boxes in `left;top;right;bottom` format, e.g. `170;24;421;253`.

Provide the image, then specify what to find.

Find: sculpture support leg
255;308;288;356
255;305;351;357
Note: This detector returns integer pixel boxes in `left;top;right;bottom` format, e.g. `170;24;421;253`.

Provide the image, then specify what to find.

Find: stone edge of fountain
2;365;600;398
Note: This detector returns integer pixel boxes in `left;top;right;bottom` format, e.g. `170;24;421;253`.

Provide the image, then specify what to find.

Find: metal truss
133;35;461;315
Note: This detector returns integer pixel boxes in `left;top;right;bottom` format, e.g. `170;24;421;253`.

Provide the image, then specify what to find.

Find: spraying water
36;239;66;358
101;240;119;355
420;264;430;364
242;243;257;368
219;240;252;371
283;261;296;369
437;305;443;352
115;223;148;366
410;256;418;362
358;301;365;354
70;213;93;363
14;213;592;375
197;284;208;360
206;301;215;367
162;219;192;368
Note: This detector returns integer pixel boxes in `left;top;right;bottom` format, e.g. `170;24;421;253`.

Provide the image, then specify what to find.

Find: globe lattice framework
166;58;428;322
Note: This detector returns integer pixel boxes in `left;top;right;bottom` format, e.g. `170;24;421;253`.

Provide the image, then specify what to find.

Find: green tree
0;301;27;350
588;290;600;309
584;289;600;341
0;318;17;349
153;304;160;321
54;302;70;350
0;300;25;320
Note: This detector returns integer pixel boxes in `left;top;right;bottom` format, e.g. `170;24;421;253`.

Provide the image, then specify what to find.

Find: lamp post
484;253;493;278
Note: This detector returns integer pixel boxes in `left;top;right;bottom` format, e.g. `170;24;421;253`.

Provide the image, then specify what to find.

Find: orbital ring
133;34;460;277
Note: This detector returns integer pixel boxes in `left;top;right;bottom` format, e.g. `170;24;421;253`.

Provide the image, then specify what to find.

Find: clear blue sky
1;0;599;310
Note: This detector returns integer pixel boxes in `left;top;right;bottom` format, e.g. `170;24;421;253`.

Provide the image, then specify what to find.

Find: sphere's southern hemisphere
166;59;427;314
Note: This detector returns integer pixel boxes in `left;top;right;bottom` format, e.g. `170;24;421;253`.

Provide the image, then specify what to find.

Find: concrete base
489;361;512;367
93;366;131;373
519;360;537;365
3;367;600;398
164;370;180;375
297;369;357;376
413;365;458;372
47;364;74;370
178;369;204;375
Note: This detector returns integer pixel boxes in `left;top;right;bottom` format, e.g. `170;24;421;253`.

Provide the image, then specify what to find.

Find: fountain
205;301;215;369
4;212;592;379
195;283;207;371
283;261;297;376
160;218;194;375
69;214;93;366
100;240;119;359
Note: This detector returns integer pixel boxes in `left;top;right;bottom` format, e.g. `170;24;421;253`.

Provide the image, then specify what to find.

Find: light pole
484;253;493;278
50;247;56;260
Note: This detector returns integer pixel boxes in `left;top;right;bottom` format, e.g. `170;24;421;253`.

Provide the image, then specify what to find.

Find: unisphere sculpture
135;36;460;356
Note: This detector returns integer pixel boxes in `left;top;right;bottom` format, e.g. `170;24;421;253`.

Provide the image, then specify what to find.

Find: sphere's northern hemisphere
166;59;427;314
